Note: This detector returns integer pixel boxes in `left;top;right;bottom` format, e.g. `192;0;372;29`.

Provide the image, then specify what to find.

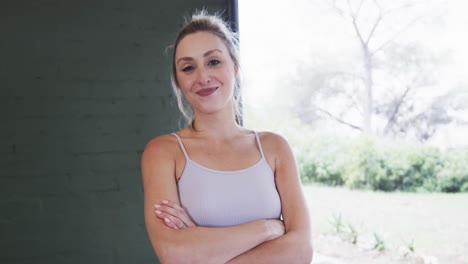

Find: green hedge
297;136;468;193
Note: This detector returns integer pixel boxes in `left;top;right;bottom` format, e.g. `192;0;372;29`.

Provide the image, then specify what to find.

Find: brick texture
0;1;226;263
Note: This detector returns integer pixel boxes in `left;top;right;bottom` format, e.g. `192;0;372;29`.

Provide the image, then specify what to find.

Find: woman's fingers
163;217;180;229
154;200;196;227
155;203;184;219
154;210;186;229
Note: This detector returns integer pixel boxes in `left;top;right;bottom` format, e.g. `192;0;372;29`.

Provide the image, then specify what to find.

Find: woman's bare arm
142;135;285;264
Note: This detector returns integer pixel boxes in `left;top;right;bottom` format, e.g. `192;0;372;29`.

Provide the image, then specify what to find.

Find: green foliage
328;213;359;244
373;232;386;251
297;135;468;193
347;223;359;244
434;149;468;192
407;239;415;253
402;238;417;258
329;213;344;233
296;135;347;186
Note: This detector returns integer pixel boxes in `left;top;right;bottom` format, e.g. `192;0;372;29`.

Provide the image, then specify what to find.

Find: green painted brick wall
1;0;226;263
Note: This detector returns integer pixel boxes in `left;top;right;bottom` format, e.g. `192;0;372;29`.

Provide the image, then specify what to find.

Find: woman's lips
196;87;218;97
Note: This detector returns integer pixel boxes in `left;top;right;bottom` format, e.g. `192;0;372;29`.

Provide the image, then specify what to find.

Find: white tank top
173;132;282;227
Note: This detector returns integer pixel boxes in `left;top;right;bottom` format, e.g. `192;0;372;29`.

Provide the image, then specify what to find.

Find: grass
373;232;386;251
346;223;358;244
304;184;468;263
329;213;344;233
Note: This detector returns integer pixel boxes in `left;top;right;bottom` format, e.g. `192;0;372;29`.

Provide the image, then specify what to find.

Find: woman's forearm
226;231;313;264
151;219;284;264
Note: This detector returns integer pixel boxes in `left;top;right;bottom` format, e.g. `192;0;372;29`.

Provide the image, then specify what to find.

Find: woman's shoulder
142;132;181;160
257;131;290;146
256;131;292;154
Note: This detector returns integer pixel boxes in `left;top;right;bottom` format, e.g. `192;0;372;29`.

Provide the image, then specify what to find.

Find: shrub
296;135;468;193
435;150;468;192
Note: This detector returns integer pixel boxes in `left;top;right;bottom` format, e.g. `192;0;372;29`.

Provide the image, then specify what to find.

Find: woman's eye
182;66;194;72
208;59;221;66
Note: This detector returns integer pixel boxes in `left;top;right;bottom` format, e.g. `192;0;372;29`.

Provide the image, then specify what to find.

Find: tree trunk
363;43;373;135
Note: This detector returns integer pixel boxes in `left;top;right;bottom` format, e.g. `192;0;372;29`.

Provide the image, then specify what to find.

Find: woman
141;11;313;263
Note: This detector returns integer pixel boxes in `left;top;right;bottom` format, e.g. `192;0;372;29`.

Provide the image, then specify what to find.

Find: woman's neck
189;109;246;140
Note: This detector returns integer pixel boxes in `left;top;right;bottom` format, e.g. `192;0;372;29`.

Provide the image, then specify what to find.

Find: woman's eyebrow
203;49;222;57
176;49;223;65
176;57;193;65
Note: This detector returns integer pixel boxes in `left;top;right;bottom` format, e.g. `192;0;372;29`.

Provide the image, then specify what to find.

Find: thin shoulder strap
172;133;190;160
254;131;265;159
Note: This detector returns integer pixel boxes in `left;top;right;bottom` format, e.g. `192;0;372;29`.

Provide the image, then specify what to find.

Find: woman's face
174;31;237;116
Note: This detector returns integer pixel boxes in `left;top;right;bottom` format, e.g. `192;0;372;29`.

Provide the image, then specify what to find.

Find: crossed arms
141;133;313;263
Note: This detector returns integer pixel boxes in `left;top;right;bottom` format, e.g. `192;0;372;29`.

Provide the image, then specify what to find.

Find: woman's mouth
196;87;218;97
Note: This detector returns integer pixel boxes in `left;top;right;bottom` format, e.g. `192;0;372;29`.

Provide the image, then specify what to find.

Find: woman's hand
154;200;197;229
266;219;286;241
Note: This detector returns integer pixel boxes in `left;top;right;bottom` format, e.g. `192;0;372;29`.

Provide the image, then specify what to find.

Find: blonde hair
170;10;242;127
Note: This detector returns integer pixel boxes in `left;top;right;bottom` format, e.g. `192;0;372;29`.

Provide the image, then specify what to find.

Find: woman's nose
197;67;211;85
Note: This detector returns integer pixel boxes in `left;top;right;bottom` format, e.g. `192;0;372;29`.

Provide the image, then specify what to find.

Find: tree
290;0;467;141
